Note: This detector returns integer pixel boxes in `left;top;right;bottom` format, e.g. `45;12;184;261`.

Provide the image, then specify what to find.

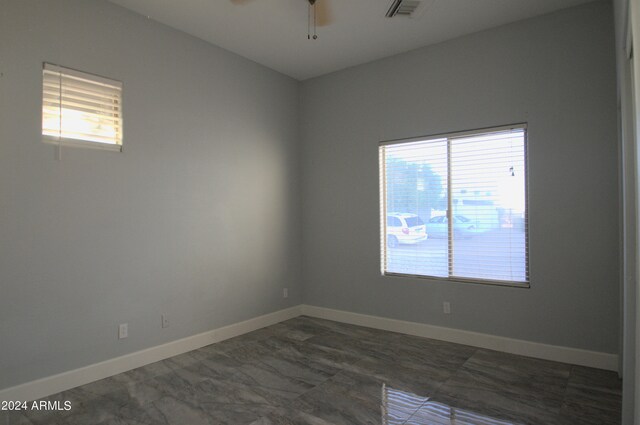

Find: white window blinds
380;125;528;286
42;63;122;150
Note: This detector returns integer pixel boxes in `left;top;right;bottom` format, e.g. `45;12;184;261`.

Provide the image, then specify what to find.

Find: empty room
1;0;638;424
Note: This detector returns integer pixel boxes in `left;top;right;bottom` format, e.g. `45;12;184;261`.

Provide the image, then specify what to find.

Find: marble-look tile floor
1;316;621;425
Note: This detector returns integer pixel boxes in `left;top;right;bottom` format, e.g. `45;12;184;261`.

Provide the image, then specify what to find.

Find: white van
386;213;427;247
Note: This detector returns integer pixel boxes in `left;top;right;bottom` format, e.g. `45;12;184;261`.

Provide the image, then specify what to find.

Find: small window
42;63;122;151
379;124;529;287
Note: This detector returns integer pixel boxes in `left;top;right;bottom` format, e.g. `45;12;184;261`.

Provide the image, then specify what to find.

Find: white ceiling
108;0;596;80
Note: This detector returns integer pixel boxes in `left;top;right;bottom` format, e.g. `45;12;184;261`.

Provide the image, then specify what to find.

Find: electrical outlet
161;315;169;329
443;302;451;314
118;323;128;339
283;288;288;298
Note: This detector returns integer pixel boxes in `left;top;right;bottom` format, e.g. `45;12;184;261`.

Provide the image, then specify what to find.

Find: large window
379;124;528;286
42;63;123;151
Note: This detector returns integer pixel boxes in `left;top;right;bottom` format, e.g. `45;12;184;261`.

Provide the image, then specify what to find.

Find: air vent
385;0;422;17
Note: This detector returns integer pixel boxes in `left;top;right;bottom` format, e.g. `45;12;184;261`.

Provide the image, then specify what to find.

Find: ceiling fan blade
315;0;333;27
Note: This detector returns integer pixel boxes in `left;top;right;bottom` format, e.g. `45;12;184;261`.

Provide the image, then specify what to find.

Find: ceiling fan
230;0;333;39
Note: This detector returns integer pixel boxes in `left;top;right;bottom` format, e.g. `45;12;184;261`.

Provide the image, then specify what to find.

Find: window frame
379;123;530;288
42;62;123;152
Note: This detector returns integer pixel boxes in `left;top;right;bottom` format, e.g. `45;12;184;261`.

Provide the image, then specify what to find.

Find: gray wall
300;1;620;354
0;0;301;390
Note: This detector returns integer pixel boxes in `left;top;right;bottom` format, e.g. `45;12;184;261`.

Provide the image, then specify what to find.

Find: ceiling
108;0;596;80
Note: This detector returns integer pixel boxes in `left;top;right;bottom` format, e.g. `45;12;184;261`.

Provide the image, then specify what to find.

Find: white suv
386;213;427;248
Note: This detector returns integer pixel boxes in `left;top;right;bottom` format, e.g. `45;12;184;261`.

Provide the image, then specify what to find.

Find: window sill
43;136;122;152
382;272;530;288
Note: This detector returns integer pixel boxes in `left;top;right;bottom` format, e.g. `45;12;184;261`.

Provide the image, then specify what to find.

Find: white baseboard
300;305;619;372
0;306;302;403
0;303;618;402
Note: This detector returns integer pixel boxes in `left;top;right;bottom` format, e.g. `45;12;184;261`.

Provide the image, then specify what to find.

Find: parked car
428;215;476;238
386;213;427;248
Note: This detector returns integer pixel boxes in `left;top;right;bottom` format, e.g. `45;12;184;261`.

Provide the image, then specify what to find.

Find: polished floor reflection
2;316;621;424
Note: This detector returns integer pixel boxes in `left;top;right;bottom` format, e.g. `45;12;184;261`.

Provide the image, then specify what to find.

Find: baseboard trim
0;306;302;402
300;305;619;372
0;303;618;402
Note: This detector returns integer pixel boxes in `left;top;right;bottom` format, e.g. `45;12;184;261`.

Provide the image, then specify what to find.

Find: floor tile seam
430;393;564;425
437;381;566;409
559;397;622;414
458;347;481;368
565;382;623;396
300;343;366;367
461;358;573;378
556;365;577;413
428;347;479;401
286;370;340;406
407;370;451;410
375;356;456;425
457;373;572;396
266;338;315;360
428;380;566;419
562;401;624;414
452;362;573;392
397;388;440;425
297;357;344;391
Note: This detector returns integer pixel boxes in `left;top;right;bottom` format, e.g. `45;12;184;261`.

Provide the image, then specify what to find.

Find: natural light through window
379;125;529;286
42;63;122;150
382;384;519;424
